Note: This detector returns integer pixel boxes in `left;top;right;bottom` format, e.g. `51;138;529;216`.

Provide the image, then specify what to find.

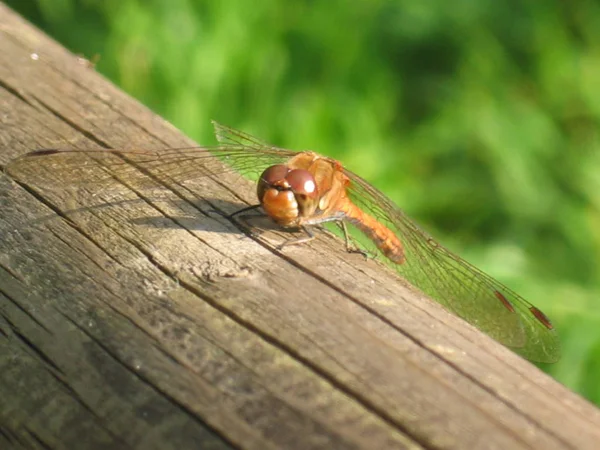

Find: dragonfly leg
227;204;263;220
276;225;315;250
206;203;262;220
224;204;266;238
336;221;371;260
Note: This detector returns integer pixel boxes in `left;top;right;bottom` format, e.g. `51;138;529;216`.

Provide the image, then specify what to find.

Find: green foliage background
7;0;600;405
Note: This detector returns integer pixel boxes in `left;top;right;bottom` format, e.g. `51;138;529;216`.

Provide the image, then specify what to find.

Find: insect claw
347;246;371;260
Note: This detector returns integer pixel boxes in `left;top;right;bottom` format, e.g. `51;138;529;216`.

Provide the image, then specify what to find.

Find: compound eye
286;169;317;198
260;165;290;185
257;165;290;201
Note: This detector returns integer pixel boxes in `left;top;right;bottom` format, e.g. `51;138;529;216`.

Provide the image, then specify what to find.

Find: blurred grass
7;0;600;405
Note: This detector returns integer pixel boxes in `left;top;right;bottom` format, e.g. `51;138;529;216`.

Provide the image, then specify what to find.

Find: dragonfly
5;121;560;363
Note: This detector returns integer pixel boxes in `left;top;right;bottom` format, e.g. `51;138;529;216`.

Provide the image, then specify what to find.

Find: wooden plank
0;4;599;449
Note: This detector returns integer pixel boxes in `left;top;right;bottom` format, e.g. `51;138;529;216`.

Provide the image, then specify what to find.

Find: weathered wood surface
1;4;599;450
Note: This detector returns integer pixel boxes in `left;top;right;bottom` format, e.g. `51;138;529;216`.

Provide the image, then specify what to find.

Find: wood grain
1;4;599;449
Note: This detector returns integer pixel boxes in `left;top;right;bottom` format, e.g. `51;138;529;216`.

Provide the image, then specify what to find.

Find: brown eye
257;165;290;201
260;165;290;185
286;169;317;197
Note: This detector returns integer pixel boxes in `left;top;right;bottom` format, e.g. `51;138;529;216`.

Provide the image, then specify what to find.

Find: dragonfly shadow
9;190;294;241
130;197;285;235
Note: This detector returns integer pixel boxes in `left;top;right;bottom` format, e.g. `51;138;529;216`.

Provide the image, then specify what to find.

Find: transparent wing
345;168;560;363
5;121;296;191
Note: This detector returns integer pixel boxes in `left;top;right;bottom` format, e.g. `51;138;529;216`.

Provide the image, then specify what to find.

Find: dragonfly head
257;164;320;225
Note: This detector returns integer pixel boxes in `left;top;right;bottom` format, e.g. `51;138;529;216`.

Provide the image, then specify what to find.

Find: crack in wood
0;289;52;334
0;78;36;109
58;311;242;450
